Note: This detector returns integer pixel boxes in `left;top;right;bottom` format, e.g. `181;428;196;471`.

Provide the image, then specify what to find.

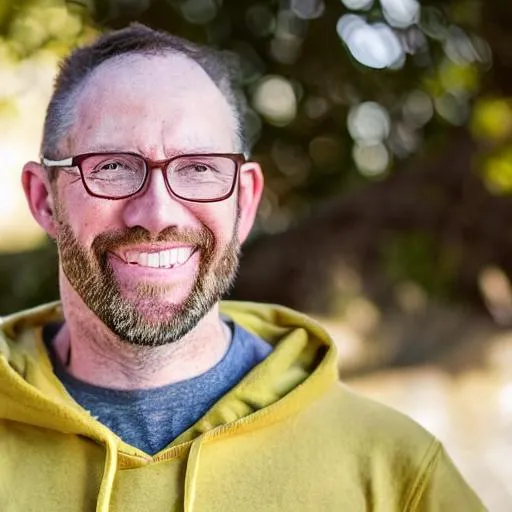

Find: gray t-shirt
43;321;272;455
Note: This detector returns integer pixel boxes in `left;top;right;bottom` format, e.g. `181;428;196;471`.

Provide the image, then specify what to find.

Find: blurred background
0;0;511;508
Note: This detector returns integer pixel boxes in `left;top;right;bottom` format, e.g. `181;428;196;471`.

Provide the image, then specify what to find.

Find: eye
88;159;138;176
96;160;128;172
101;162;121;171
193;164;211;173
176;162;218;174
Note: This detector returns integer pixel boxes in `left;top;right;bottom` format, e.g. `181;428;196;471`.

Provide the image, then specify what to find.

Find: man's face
47;53;251;346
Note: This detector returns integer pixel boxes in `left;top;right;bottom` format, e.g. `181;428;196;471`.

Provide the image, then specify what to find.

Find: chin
122;281;193;305
131;297;184;321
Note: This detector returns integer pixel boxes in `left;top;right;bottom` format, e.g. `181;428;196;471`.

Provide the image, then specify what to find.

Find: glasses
41;152;245;202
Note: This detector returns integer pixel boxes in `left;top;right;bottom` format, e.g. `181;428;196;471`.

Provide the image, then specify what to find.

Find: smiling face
26;52;263;346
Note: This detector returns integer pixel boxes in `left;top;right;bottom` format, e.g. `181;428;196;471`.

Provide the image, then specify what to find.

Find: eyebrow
79;146;229;156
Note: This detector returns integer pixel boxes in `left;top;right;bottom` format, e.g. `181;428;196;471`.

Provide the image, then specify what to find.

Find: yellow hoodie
0;301;485;512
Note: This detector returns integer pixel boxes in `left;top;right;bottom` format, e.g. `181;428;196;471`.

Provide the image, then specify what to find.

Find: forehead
66;53;238;156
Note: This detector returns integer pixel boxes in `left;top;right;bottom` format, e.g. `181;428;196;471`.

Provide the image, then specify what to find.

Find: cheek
56;177;239;247
192;200;239;245
56;182;122;245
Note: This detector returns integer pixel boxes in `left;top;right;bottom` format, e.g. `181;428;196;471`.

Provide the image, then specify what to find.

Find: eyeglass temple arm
41;157;73;167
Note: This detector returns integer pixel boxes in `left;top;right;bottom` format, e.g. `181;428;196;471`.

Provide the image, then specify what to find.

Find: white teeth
177;247;189;264
159;250;170;267
124;247;194;268
147;253;159;268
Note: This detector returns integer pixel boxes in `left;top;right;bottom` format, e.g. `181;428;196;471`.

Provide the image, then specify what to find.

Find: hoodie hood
0;300;339;512
0;301;339;434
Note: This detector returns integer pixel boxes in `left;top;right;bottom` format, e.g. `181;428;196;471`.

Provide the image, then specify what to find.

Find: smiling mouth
118;247;197;269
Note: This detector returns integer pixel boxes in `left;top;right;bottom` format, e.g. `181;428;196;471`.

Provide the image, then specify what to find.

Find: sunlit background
1;0;511;508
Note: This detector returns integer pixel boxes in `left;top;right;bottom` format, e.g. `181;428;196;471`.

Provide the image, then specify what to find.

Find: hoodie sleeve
407;441;487;512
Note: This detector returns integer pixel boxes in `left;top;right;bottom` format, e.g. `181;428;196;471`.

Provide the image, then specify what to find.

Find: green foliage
0;0;87;58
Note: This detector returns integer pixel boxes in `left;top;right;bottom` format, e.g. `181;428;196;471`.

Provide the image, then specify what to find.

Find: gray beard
56;222;240;347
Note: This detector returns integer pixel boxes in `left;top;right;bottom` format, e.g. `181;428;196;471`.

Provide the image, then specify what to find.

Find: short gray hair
41;23;248;167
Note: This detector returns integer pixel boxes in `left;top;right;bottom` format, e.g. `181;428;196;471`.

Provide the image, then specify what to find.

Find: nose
121;165;197;234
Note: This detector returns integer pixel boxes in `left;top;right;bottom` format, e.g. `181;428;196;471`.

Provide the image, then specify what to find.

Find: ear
236;161;264;244
21;161;58;238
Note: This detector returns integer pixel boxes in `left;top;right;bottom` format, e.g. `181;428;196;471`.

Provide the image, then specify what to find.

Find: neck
54;280;230;390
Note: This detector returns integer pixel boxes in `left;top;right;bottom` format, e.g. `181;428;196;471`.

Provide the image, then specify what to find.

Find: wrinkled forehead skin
59;52;239;159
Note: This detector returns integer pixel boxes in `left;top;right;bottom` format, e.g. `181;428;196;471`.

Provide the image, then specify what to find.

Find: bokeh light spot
402;90;433;128
340;0;373;10
478;266;512;325
471;98;512;142
434;93;468;126
291;0;325;20
444;26;492;67
337;15;404;69
252;75;297;126
348;101;391;145
353;142;390;176
389;122;420;158
419;6;449;40
381;0;420;29
439;60;479;95
483;147;512;195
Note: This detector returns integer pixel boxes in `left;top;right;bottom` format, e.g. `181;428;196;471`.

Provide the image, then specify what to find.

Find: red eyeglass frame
41;152;246;203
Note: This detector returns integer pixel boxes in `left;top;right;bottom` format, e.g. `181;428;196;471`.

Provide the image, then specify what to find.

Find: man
0;24;484;511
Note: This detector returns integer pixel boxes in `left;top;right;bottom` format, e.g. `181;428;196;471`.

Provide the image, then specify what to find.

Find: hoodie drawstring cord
184;436;205;512
96;437;118;512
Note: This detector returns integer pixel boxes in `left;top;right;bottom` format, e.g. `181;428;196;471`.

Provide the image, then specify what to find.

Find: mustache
90;226;215;260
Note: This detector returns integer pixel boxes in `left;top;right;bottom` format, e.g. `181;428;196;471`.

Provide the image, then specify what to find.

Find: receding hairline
42;25;248;163
53;50;242;158
83;51;234;98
